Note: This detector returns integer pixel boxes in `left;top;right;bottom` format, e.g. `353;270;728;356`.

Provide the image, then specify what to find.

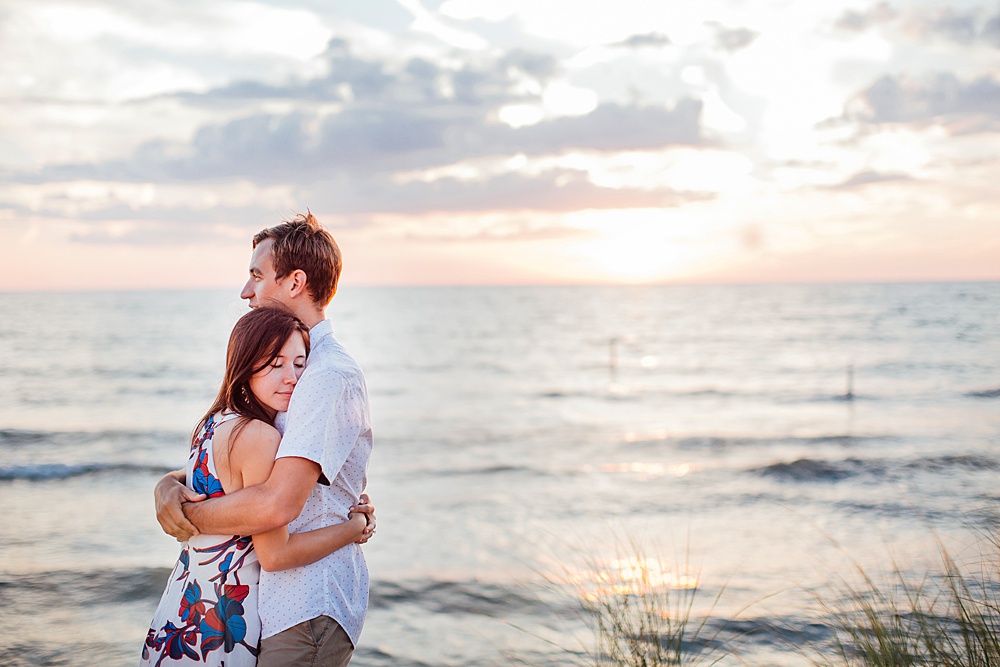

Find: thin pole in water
845;363;854;401
609;336;619;386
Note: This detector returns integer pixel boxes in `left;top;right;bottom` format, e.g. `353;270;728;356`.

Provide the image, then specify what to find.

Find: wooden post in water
609;336;619;387
845;363;854;401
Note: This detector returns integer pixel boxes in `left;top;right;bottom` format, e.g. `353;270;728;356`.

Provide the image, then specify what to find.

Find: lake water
0;283;998;666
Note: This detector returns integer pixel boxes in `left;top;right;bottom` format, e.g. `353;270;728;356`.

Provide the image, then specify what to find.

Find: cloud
827;170;913;190
835;2;897;32
23;167;710;246
165;38;558;109
709;25;759;53
6;28;709;228
984;15;1000;48
25;97;703;185
4;96;709;228
68;222;230;246
923;7;979;44
497;100;703;153
611;32;672;49
395;217;588;244
4;8;726;259
312;168;711;215
835;3;1000;48
10;162;709;228
847;72;1000;127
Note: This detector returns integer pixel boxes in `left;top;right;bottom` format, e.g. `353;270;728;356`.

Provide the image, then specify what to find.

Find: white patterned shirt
258;319;373;646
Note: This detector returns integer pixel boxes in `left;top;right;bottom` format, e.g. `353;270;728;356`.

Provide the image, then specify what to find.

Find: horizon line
2;276;999;296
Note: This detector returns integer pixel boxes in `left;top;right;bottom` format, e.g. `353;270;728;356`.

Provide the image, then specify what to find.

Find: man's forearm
182;456;321;537
183;484;289;536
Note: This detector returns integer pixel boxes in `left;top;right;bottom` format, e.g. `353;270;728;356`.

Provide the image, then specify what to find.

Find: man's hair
253;211;342;306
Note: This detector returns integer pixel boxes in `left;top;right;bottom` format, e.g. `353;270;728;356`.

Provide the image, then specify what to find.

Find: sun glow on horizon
561;210;713;283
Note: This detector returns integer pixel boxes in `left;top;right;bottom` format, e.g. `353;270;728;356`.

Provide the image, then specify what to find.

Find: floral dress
141;413;261;667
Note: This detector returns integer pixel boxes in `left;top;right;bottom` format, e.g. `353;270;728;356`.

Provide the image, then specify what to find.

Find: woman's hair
194;306;310;449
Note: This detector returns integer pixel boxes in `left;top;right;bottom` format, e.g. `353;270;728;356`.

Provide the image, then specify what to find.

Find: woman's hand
155;471;206;541
349;493;376;544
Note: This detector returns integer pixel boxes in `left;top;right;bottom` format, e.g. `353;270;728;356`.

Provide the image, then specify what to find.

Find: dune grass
825;543;1000;667
568;542;729;667
559;536;1000;667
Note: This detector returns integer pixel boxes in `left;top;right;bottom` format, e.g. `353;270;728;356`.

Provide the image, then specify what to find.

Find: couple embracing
143;212;375;667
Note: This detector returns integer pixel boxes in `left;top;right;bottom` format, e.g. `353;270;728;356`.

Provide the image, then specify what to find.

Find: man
155;211;374;667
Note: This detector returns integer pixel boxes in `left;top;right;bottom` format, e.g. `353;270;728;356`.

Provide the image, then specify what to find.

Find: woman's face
248;331;307;417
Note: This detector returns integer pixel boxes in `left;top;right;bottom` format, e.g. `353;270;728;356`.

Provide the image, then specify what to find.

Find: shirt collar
309;318;333;342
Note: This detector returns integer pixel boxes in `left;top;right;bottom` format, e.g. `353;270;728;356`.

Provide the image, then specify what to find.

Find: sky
1;0;998;290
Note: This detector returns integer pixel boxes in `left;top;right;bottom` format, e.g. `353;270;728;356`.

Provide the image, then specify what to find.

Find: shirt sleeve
275;366;367;486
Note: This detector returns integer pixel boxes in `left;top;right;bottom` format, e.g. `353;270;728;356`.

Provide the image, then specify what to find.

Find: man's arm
181;456;322;536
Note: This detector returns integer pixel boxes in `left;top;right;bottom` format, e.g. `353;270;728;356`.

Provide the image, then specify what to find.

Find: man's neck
298;309;325;329
272;296;325;329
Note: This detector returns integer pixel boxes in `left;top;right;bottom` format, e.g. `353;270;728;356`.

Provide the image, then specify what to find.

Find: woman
141;307;372;667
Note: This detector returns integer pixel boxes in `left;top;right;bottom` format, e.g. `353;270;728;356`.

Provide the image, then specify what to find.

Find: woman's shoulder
226;418;282;487
233;418;281;448
225;418;281;477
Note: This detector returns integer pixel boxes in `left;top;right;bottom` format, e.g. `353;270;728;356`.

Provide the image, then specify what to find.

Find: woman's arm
154;468;205;540
252;506;370;572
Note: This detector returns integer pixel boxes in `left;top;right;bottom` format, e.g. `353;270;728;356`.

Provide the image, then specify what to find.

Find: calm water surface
0;283;998;666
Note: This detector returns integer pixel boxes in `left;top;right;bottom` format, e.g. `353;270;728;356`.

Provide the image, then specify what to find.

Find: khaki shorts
257;615;354;667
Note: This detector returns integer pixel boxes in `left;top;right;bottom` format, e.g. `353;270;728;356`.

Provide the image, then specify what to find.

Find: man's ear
287;269;309;299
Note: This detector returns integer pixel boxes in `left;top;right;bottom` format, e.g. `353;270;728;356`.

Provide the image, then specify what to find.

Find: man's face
240;239;290;308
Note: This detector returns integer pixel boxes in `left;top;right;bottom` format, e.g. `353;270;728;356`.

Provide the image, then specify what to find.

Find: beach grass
547;532;1000;667
823;540;1000;667
565;540;729;667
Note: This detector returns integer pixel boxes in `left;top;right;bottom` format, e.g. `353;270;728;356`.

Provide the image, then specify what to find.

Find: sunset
2;0;998;290
1;3;999;667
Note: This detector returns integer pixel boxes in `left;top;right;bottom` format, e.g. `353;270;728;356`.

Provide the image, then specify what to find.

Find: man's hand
154;470;206;542
350;493;376;544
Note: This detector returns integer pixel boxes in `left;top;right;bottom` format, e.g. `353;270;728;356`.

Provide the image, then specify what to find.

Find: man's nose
240;280;253;299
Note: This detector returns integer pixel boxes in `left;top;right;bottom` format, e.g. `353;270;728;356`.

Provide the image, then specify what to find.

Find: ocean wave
754;458;872;482
0;567;172;608
712;615;835;648
833;500;956;522
570;375;1000;405
967;387;1000;398
0;427;185;449
0;429;49;445
0;462;174;482
538;387;742;400
423;464;551;478
353;646;439;667
370;578;552;616
537;390;591;398
538;385;891;404
626;433;884;450
905;454;999;472
0;567;551;620
753;453;998;483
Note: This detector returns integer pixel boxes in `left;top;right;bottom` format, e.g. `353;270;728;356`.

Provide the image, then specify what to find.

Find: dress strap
216;412;243;425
